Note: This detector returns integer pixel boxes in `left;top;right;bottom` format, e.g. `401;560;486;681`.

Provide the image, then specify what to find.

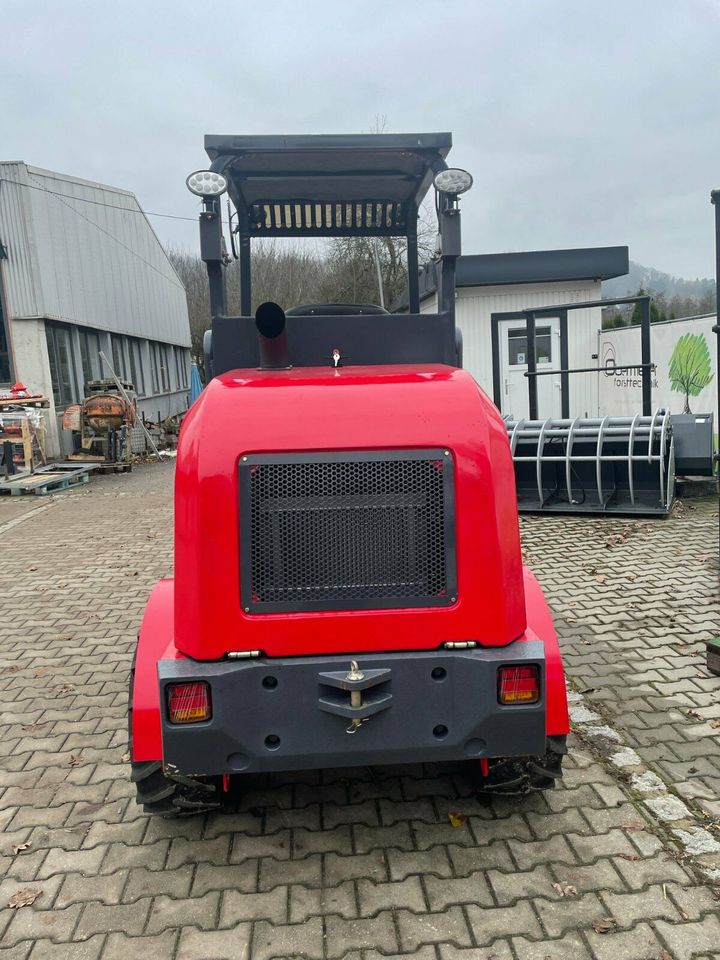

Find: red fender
523;566;570;736
131;578;180;761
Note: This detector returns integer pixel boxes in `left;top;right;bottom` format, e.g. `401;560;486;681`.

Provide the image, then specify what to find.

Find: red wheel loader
128;133;569;814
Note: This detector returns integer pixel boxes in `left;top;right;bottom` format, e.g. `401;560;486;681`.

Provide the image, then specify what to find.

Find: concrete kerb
567;689;720;885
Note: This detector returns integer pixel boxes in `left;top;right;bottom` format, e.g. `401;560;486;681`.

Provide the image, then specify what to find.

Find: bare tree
167;243;331;370
166;178;437;374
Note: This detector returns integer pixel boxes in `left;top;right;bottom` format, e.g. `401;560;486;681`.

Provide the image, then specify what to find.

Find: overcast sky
2;0;719;278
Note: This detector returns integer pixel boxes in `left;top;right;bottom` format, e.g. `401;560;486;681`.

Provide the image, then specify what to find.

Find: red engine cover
174;364;526;659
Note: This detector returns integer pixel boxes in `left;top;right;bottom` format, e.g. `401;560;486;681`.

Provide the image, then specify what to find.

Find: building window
0;291;10;384
149;342;160;393
160;343;171;392
45;323;78;408
128;338;145;395
149;341;172;393
508;326;553;366
110;334;128;380
174;346;188;390
78;328;101;392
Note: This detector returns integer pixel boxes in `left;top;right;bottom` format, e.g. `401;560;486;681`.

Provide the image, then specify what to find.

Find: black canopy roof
204;133;451;237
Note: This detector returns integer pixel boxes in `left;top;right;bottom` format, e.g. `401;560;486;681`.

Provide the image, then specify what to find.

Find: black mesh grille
239;451;456;613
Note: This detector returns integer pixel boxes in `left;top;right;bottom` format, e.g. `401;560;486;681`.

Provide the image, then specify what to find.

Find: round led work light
433;168;473;195
186;170;228;197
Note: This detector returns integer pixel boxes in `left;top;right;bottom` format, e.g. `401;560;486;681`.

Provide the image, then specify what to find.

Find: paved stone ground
522;500;720;823
0;464;718;959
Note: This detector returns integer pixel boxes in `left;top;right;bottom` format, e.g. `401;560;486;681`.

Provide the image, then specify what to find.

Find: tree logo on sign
668;332;713;413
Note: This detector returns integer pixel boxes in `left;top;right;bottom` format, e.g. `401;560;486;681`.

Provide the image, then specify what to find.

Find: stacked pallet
0;463;92;496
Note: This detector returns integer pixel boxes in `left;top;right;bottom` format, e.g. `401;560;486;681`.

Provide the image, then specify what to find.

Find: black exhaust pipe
255;301;291;369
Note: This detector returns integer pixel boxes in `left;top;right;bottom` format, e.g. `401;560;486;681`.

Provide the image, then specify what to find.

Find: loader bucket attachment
506;410;675;515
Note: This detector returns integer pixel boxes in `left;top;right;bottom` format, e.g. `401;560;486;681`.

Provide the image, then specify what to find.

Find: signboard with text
598;315;716;419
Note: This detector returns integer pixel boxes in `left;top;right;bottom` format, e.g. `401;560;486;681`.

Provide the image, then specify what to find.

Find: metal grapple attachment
506;411;675;515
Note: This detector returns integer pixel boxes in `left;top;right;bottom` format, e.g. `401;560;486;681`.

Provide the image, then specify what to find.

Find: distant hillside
603;261;715;301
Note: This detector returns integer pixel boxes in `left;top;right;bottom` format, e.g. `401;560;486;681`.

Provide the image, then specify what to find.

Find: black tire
473;735;567;797
128;646;222;817
131;760;223;816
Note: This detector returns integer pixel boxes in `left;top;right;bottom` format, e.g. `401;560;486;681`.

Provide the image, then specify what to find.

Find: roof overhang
400;246;630;308
204;133;452;238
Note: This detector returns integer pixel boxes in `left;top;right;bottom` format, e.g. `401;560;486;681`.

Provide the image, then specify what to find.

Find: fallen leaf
21;722;48;734
659;951;674;960
7;887;42;909
34;667;48;677
552;881;578;897
591;917;617;934
448;812;467;828
627;573;637;581
120;752;131;763
3;665;21;674
619;853;641;861
69;755;83;767
622;820;646;832
595;575;606;584
11;841;31;855
709;719;720;729
28;566;37;571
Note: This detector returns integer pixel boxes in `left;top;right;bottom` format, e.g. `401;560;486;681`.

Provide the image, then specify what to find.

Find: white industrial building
0;162;192;455
408;246;629;420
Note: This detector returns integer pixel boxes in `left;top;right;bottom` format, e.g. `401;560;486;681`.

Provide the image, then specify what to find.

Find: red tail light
167;682;211;723
498;665;540;704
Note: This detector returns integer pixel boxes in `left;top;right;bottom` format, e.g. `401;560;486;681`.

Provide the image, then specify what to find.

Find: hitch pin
346;660;367;734
346;717;369;735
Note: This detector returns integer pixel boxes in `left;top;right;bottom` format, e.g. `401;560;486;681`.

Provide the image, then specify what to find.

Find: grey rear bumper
158;643;546;775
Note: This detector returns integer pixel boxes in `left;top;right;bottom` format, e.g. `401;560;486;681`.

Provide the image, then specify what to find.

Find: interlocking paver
1;466;718;960
252;917;324;960
145;891;220;934
220;886;287;924
325;912;398;957
56;870;128;908
289;880;357;922
100;929;177;959
258;851;322;890
511;932;592;960
465;900;542;945
29;935;104;959
357;876;426;916
3;902;83;948
438;945;514;960
325;850;388;885
75;899;150;939
584;920;665;960
176;924;251;960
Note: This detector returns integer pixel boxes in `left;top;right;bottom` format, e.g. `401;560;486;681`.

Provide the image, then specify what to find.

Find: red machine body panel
131;579;182;762
522;567;569;736
174;364;526;661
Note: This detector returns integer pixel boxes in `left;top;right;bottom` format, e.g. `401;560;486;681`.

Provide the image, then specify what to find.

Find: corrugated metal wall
420;280;601;417
0;164;40;319
0;163;190;346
